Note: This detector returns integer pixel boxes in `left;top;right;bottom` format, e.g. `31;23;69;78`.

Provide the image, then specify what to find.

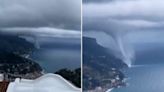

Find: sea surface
30;48;81;73
112;64;164;92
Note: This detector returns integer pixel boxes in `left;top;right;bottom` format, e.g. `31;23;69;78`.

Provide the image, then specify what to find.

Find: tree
55;68;81;88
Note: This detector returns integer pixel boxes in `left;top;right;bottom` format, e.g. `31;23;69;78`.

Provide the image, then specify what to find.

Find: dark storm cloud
0;0;81;30
0;0;81;39
83;17;164;39
83;0;164;37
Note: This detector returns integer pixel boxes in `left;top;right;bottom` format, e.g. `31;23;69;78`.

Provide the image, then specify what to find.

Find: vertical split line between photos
80;0;83;91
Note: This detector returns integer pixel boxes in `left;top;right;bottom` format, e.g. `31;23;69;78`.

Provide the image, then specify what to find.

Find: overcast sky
0;0;81;38
84;0;164;46
83;0;164;64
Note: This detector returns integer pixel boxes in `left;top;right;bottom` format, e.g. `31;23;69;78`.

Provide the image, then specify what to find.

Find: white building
7;73;81;92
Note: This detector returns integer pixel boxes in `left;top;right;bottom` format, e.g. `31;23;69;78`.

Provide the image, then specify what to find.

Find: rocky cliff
83;37;127;91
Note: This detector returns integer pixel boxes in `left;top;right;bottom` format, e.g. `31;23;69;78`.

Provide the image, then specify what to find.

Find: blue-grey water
30;48;81;73
112;64;164;92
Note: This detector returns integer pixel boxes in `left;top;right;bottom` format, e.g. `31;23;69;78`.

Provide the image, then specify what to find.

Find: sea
112;64;164;92
30;48;81;73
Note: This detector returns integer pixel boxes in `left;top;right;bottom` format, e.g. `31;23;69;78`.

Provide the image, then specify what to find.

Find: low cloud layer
1;27;81;38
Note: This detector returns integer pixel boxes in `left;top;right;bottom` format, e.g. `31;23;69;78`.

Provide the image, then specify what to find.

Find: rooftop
7;73;81;92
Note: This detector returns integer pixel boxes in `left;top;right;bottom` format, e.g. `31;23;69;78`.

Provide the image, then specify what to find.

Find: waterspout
115;35;135;68
34;37;40;49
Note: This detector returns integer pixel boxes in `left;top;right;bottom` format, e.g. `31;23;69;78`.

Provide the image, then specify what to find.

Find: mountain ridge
0;34;43;81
